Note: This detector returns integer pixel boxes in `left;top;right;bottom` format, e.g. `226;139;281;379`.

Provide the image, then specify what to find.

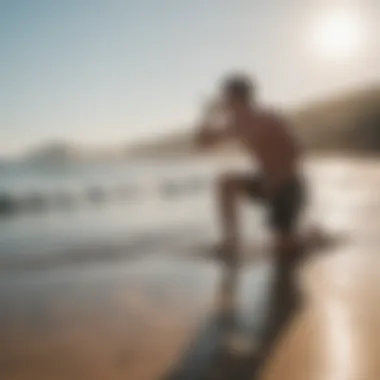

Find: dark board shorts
244;174;305;234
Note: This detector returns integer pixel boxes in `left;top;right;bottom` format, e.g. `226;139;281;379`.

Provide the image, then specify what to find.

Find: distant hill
24;141;81;164
124;130;197;158
291;84;380;153
125;84;380;158
23;141;126;164
20;84;380;162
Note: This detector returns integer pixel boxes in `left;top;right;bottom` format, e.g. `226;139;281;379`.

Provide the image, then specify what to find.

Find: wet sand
1;157;380;380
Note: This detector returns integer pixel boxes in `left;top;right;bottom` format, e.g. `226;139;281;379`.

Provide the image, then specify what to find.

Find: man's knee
273;232;301;263
217;173;240;195
275;233;297;249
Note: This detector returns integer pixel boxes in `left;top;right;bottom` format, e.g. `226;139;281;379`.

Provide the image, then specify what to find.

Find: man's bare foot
305;226;332;250
299;226;337;261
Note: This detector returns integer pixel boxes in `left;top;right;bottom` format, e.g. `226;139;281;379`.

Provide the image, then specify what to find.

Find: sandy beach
1;156;380;379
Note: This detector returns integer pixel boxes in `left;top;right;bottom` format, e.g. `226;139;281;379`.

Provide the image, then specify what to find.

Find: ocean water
1;155;380;268
0;156;245;261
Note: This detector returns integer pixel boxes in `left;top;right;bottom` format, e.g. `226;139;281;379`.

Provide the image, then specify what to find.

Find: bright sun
312;9;364;60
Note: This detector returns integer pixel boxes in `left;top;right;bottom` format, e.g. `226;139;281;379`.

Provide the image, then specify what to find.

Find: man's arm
194;123;234;149
194;98;234;149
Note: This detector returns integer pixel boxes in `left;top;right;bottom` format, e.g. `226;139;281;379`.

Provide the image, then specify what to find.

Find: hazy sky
1;0;379;155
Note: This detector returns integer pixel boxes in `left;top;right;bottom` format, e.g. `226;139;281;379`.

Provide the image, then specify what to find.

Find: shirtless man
196;73;305;262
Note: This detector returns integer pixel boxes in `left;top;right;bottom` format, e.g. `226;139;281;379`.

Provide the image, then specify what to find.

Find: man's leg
272;177;305;259
215;172;262;259
250;179;305;377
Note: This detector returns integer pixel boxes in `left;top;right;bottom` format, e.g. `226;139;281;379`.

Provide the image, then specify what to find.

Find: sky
0;0;379;156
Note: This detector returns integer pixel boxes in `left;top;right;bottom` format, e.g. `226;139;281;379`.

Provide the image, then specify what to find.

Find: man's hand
195;125;219;148
195;122;234;149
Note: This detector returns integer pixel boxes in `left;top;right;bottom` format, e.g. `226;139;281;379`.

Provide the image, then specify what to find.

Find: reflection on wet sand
264;251;380;380
1;158;380;380
1;250;380;380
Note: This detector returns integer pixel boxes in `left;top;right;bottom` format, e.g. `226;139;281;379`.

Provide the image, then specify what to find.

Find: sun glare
312;9;365;61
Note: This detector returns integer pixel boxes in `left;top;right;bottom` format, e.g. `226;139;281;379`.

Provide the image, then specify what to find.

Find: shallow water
1;156;380;262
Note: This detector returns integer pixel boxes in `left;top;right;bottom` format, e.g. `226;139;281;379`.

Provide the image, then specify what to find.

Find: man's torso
233;109;301;187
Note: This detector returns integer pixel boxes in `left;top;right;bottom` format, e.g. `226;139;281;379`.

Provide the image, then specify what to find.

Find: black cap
221;72;255;99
